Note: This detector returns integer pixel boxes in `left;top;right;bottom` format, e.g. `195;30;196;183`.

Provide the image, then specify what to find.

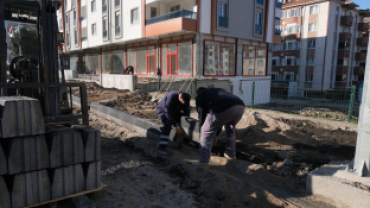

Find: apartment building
270;0;370;90
58;0;282;104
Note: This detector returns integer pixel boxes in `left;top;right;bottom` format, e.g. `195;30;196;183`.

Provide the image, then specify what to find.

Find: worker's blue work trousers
158;113;172;149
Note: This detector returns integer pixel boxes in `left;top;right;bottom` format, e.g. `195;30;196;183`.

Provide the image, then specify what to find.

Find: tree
8;26;39;57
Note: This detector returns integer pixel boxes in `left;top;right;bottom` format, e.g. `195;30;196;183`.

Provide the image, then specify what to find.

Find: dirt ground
72;81;358;194
57;112;309;208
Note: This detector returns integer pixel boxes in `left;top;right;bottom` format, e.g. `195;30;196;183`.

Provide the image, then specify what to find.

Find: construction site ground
67;81;359;207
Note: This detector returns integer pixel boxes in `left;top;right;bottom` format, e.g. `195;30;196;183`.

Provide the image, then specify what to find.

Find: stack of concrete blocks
0;97;101;208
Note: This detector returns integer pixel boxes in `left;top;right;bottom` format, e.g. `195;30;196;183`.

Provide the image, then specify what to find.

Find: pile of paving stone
0;97;101;208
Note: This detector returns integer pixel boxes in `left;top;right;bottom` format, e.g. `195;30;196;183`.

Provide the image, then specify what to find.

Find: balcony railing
255;24;263;34
281;25;301;35
146;10;196;25
218;16;228;27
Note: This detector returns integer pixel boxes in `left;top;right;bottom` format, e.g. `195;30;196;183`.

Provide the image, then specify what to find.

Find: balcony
355;51;367;61
337;49;350;57
340;16;353;26
357;37;369;46
358;23;369;31
146;10;196;25
353;66;365;75
339;32;352;42
145;10;197;37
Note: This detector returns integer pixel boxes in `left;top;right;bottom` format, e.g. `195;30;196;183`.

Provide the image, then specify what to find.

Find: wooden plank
44;120;80;126
24;183;107;208
45;125;89;133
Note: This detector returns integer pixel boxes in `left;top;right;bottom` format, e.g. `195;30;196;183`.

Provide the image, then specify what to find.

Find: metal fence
250;82;360;122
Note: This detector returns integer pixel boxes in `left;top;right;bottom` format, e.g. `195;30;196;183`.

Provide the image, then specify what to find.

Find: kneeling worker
195;87;245;165
156;91;191;156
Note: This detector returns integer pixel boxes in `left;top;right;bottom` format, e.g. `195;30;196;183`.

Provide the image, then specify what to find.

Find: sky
356;0;370;9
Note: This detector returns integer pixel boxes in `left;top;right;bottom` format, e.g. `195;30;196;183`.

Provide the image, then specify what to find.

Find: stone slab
46;130;84;168
0;176;11;208
0;96;45;138
80;128;101;162
307;162;370;208
84;161;101;191
11;170;51;208
6;136;50;174
0;144;7;175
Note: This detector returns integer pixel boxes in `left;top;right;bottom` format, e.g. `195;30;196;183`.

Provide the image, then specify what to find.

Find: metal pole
352;31;370;176
251;81;255;108
347;85;356;122
158;74;161;91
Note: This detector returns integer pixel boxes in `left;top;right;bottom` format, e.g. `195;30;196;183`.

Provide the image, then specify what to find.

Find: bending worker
156;91;191;156
195;87;245;165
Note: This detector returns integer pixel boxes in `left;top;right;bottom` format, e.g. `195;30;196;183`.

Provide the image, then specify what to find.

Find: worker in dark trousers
156;91;191;156
195;87;245;165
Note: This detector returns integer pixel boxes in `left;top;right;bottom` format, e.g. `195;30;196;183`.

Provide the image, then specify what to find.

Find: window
127;46;158;75
337;58;348;66
336;75;347;82
205;41;235;76
283;8;301;18
332;58;336;65
283;57;298;66
151;7;158;18
284;72;295;81
335;24;338;32
338;42;350;50
336;6;339;15
271;73;279;81
333;41;337;49
91;0;96;12
307;40;316;48
308;23;317;32
85;54;100;74
73;9;77;26
66;31;70;47
91;23;96;35
273;44;284;51
272;57;280;66
218;3;228;27
257;0;264;5
255;12;263;34
73;0;76;6
115;0;120;7
65;13;69;29
74;28;78;46
306;74;313;82
242;46;267;76
131;8;139;24
102;0;108;13
103;18;108;39
286;41;299;50
170;5;180;12
309;5;319;14
307;58;314;65
115;12;121;36
281;24;301;35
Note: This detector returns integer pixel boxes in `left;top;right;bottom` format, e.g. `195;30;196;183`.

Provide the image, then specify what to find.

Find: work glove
175;125;182;136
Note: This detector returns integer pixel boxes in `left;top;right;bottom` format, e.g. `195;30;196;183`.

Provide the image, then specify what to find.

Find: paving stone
11;170;51;207
80;128;101;162
0;144;7;175
46;131;84;167
0;176;11;208
0;96;45;138
50;168;64;200
6;136;50;174
84;161;101;191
